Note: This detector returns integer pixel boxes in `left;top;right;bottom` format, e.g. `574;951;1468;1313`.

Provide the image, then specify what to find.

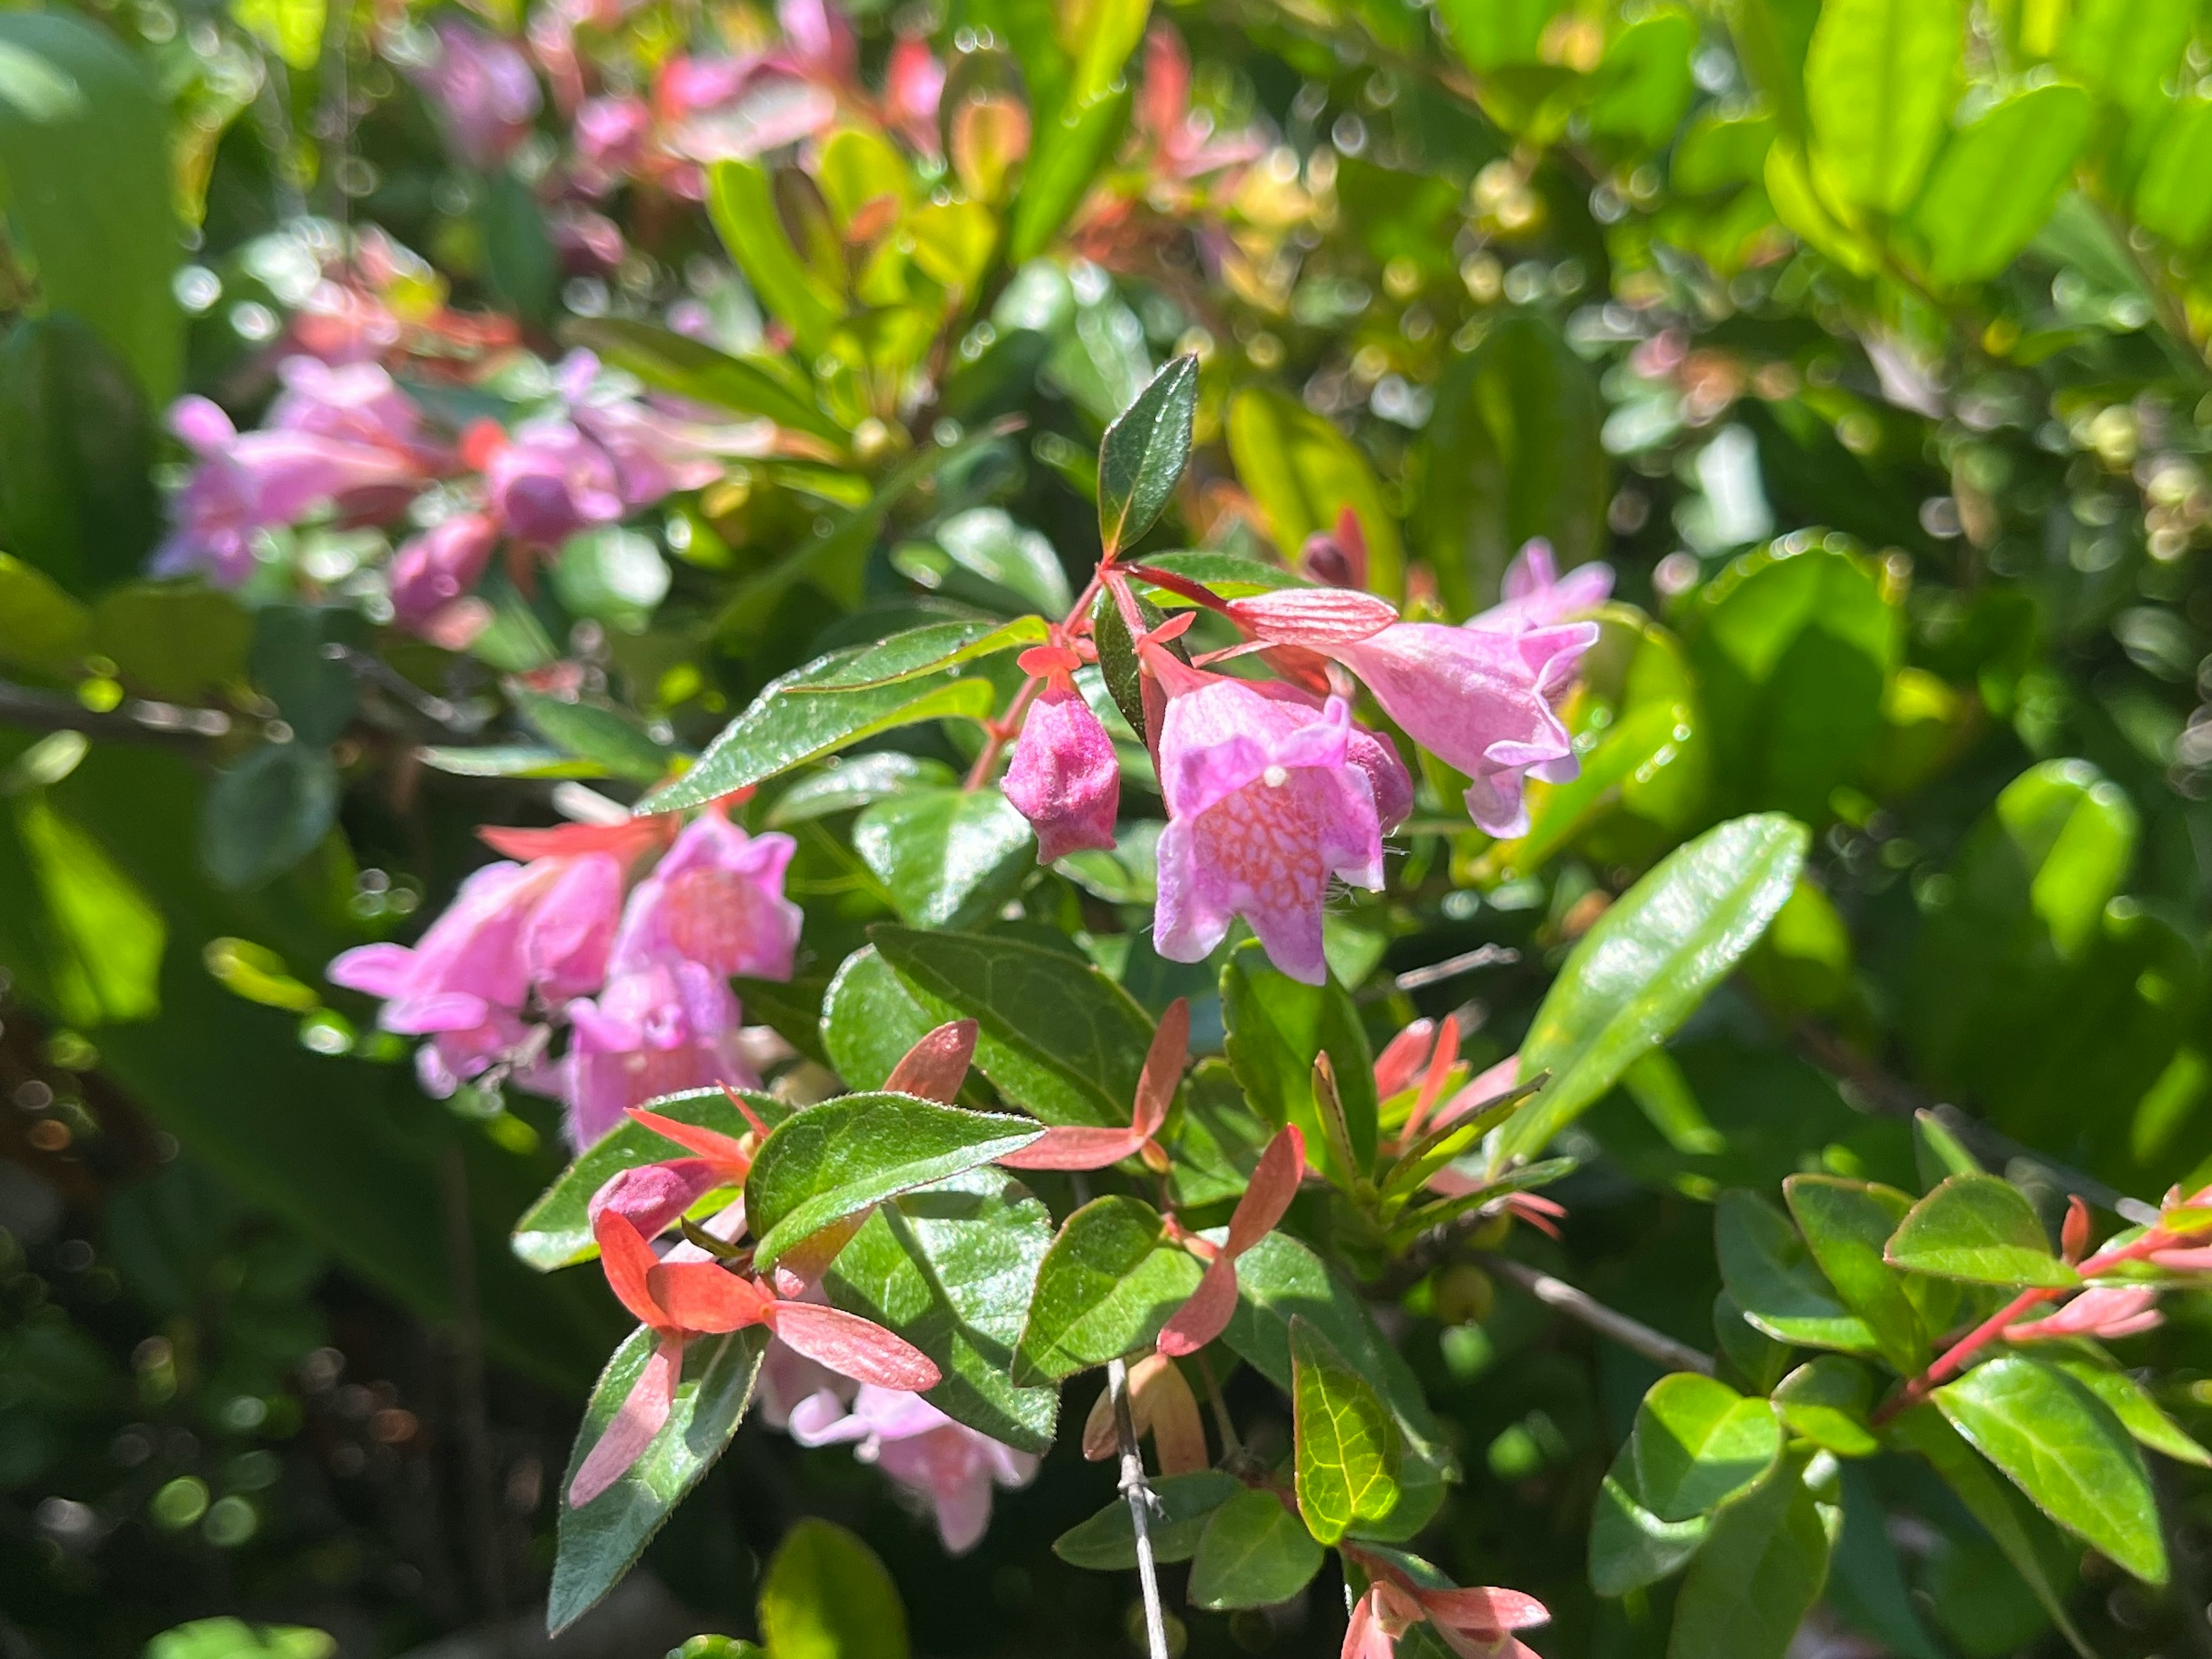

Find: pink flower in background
266;357;438;463
573;94;652;191
562;963;757;1147
608;813;802;983
1002;663;1119;862
884;35;945;152
787;1385;1040;1554
1139;25;1266;184
389;511;498;631
1470;540;1613;635
480;416;626;544
411;19;543;169
1146;648;1383;985
778;0;857;81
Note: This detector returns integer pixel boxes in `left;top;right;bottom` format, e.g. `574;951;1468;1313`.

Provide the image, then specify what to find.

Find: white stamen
1262;764;1289;788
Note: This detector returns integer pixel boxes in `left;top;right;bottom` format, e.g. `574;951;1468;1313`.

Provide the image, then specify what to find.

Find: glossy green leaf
820;945;943;1092
823;1167;1058;1453
639;622;1041;810
199;743;340;893
562;317;844;445
706;160;843;358
873;925;1154;1126
2047;1357;2211;1467
2135;94;2212;245
512;1088;785;1272
1936;1353;2166;1584
851;788;1035;930
744;1093;1043;1273
1011;1195;1203;1383
1783;1175;1928;1372
1226;387;1404;599
2062;0;2196;111
1885;1173;2077;1288
551;1326;767;1634
1631;1373;1782;1522
1665;1455;1835;1659
756;1517;908;1659
1221;940;1378;1181
511;691;673;785
1097;354;1198;555
1771;1357;1879;1457
1188;1488;1327;1610
767;755;959;827
1912;84;2091;285
1589;1442;1709;1594
1715;1188;1880;1354
1137;550;1308;596
1291;1316;1402;1543
1054;1469;1241;1568
1496;814;1809;1164
1804;0;1962;213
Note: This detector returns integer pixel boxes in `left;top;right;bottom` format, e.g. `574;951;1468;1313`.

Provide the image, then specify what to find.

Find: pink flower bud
1002;682;1120;863
390;512;498;630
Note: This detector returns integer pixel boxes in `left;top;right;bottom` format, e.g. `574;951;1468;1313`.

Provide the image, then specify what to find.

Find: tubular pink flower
483;417;625;544
787;1384;1039;1555
1470;539;1614;634
411;19;542;169
574;94;653;191
1149;656;1382;985
1002;681;1120;862
608;812;802;983
561;962;759;1147
390;512;498;630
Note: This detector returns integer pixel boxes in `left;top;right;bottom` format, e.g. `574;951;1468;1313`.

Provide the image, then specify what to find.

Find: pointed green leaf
1221;940;1378;1181
1097;354;1198;555
1054;1470;1241;1569
1716;1188;1880;1354
1885;1173;2078;1289
820;945;943;1093
2048;1357;2212;1468
1912;84;2091;285
706;160;843;358
561;317;845;445
1012;1195;1203;1383
1189;1488;1327;1609
852;789;1035;930
1772;1357;1880;1458
1631;1373;1782;1522
1665;1455;1835;1659
1784;1175;1929;1372
1291;1316;1402;1544
1804;0;1962;213
512;690;676;785
1590;1444;1709;1595
756;1517;909;1659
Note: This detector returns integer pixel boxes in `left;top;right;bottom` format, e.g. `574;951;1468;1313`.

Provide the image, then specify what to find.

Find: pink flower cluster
328;809;800;1147
998;543;1609;986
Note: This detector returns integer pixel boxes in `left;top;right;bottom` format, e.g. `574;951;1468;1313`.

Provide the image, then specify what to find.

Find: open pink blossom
607;812;801;983
481;417;626;544
573;94;653;192
787;1385;1038;1555
1469;540;1613;635
1147;649;1383;986
1002;669;1119;863
266;357;437;461
411;19;542;169
562;963;757;1147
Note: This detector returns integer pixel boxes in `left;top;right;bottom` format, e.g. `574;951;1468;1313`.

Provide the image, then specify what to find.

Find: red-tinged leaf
1403;1014;1461;1141
1135;998;1190;1139
1228;1126;1305;1257
883;1019;978;1103
1374;1019;1436;1100
479;819;670;863
1081;1376;1119;1460
1343;1592;1395;1659
718;1082;771;1137
568;1332;682;1507
1421;1586;1550;1633
767;1301;942;1391
1134;1352;1210;1475
1158;1250;1239;1357
648;1260;772;1334
999;1125;1153;1171
626;1105;755;1175
1226;588;1397;646
595;1210;671;1329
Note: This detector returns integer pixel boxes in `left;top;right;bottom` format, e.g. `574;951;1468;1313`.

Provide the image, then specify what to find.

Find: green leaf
756;1517;909;1659
1011;1195;1203;1383
2134;94;2212;247
639;621;1041;810
1665;1455;1835;1659
1715;1188;1879;1354
2062;0;2197;111
851;788;1035;930
0;314;161;596
1497;815;1809;1164
1136;551;1308;596
11;791;165;1027
1912;83;2091;285
144;1619;334;1659
1631;1373;1782;1522
1590;1443;1709;1594
706;160;844;358
1828;1465;1946;1659
821;945;942;1092
0;10;181;400
1188;1487;1327;1610
1783;1175;1928;1372
561;317;845;446
249;606;359;751
479;171;556;323
1054;1470;1241;1569
1097;354;1198;555
1291;1316;1402;1543
768;755;959;827
1226;387;1404;599
1221;940;1378;1181
823;1168;1059;1453
1936;1353;2166;1584
1008;91;1131;265
0;551;90;673
1091;582;1174;736
512;690;676;785
1588;6;1698;145
1885;1173;2077;1288
925;506;1071;615
2048;1357;2212;1468
511;1088;783;1272
873;925;1155;1126
1771;1357;1880;1457
551;1326;767;1634
1887;1405;2095;1659
199;743;340;893
744;1093;1042;1274
1803;0;1961;213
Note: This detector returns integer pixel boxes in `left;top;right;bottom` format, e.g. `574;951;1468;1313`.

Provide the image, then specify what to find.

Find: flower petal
1133;998;1190;1141
647;1261;773;1333
1421;1586;1550;1633
998;1126;1154;1171
1227;587;1399;646
626;1105;755;1176
593;1209;671;1328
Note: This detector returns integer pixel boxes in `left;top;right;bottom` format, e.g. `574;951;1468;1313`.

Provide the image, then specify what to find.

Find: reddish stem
961;560;1113;792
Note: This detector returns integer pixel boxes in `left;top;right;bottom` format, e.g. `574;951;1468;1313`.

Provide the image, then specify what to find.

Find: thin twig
1108;1355;1172;1659
0;681;232;748
1480;1255;1713;1376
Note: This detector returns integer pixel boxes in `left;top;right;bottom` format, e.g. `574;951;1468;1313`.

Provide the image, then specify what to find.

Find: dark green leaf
1221;940;1378;1182
1771;1357;1879;1457
1665;1455;1835;1659
512;690;675;785
1713;1291;1793;1395
0;315;161;595
1783;1175;1928;1372
755;1517;908;1659
851;789;1035;930
1011;1195;1203;1384
1630;1373;1782;1522
249;606;361;751
1291;1316;1402;1543
1496;815;1808;1164
1188;1488;1327;1610
767;755;959;827
730;975;831;1069
744;1093;1043;1273
1885;1173;2078;1289
823;1168;1059;1453
1097;355;1198;555
1054;1470;1241;1569
1137;551;1308;595
199;744;340;892
1715;1189;1879;1355
1091;582;1176;737
551;1327;767;1634
820;945;942;1092
1590;1444;1709;1595
2047;1357;2212;1468
1935;1353;2166;1584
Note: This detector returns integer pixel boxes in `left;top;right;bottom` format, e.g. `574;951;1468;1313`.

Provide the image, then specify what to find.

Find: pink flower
562;963;759;1147
1147;650;1383;986
267;357;434;460
777;0;856;81
482;417;626;544
787;1385;1039;1554
884;35;945;152
1470;539;1613;634
1002;675;1119;862
573;94;652;192
328;851;624;1096
2006;1285;2164;1343
588;1158;725;1238
390;512;498;630
608;813;801;983
411;20;542;170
